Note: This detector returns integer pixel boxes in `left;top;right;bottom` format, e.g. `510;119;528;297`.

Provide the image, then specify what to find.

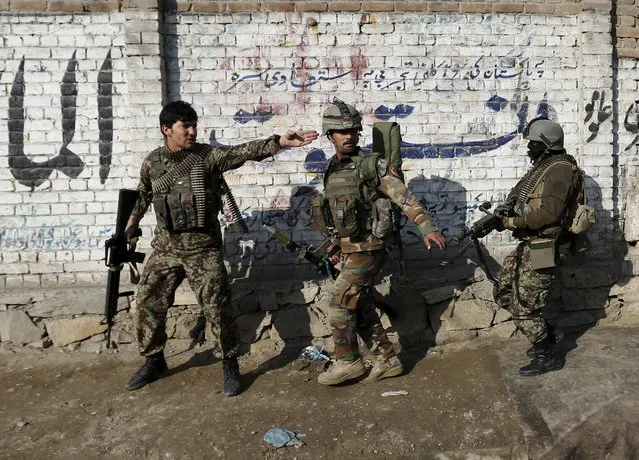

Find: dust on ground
0;339;524;459
4;326;639;459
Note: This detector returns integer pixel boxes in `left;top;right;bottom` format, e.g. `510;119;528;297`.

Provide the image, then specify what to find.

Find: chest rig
322;153;383;238
148;147;222;233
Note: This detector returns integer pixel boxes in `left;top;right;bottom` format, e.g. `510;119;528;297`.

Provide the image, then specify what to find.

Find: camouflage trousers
329;249;395;361
135;243;239;358
494;242;558;344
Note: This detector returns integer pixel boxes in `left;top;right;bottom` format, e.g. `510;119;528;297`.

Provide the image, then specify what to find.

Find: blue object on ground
263;428;305;448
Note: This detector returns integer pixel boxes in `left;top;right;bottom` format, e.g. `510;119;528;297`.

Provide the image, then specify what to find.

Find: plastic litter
263;428;305;448
298;346;330;363
381;390;409;397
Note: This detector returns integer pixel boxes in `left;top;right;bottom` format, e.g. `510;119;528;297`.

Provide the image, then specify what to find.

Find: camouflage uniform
494;155;581;344
131;138;281;358
322;149;438;361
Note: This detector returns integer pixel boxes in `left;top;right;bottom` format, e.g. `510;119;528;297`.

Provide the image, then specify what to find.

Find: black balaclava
527;140;548;162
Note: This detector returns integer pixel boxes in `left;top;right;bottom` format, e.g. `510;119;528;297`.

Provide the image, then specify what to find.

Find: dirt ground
0;339;525;460
3;326;639;460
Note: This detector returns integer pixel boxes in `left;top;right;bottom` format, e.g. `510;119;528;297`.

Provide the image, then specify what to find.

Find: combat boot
362;355;404;383
125;352;169;391
222;357;243;397
519;340;564;377
526;325;564;358
317;358;365;385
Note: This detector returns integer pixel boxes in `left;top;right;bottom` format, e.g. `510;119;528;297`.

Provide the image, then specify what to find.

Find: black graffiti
623;101;639;151
8;51;114;190
362;57;545;91
98;50;114;184
584;90;612;143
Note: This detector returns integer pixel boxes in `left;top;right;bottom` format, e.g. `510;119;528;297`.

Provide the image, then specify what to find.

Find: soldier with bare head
312;98;446;386
124;101;318;395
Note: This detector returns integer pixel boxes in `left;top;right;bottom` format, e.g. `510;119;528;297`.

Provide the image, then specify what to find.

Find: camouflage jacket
506;152;580;237
131;136;280;250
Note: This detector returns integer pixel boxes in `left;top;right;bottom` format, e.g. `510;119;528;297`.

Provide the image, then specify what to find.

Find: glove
494;203;514;217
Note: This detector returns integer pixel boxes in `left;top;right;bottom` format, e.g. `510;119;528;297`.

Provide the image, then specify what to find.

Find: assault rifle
263;225;398;319
103;189;146;348
440;201;508;285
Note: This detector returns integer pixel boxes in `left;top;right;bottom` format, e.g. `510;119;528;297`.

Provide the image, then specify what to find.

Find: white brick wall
0;9;634;287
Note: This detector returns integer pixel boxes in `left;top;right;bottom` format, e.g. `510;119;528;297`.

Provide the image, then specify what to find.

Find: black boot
125;352;169;391
520;340;564;377
223;357;243;397
526;325;563;358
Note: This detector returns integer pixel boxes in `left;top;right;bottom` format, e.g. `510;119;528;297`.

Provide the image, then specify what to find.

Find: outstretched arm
378;174;446;251
213;130;318;173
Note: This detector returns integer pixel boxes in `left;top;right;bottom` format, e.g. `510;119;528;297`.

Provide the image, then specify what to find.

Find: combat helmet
523;117;564;151
322;98;363;135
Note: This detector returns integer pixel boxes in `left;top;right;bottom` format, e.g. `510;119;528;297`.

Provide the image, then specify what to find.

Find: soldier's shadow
551;175;629;362
166;191;322;381
223;183;327;389
381;174;502;374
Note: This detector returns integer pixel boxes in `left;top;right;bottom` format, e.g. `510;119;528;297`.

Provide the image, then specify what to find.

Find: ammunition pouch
312;195;335;237
330;195;362;237
528;237;556;270
568;204;596;234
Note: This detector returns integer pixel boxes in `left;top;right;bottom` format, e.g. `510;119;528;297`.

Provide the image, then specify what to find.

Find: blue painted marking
304;149;328;173
374;104;415;120
363;134;517;159
486;95;508;112
233;109;274;124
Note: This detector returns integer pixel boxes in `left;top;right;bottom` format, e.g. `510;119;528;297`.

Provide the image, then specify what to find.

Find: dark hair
159;101;198;129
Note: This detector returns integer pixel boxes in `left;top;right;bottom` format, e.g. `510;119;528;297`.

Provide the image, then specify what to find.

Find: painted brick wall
0;1;637;288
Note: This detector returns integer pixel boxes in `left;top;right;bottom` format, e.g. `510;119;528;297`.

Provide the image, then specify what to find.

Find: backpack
372;121;407;274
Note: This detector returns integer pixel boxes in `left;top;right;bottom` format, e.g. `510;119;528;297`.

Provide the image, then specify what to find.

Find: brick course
0;1;636;289
17;0;623;13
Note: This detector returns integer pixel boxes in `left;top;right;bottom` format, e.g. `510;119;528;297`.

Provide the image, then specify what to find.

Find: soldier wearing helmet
312;98;446;386
493;117;587;377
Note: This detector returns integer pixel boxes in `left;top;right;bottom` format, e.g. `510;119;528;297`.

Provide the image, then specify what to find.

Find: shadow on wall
379;174;503;371
551;174;630;361
224;183;327;388
159;0;181;104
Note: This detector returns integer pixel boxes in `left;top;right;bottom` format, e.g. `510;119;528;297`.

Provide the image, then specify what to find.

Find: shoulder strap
322;155;340;187
359;152;383;184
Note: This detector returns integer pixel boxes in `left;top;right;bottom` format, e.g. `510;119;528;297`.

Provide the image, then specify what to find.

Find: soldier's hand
279;130;319;148
125;225;139;243
494;203;514;217
423;231;446;251
501;217;517;230
328;250;342;265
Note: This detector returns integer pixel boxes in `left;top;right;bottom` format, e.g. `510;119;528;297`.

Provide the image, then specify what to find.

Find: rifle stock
263;225;398;319
103;189;146;348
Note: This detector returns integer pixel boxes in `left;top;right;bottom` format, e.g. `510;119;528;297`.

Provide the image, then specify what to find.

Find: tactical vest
148;148;222;233
322;153;386;238
515;153;583;238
